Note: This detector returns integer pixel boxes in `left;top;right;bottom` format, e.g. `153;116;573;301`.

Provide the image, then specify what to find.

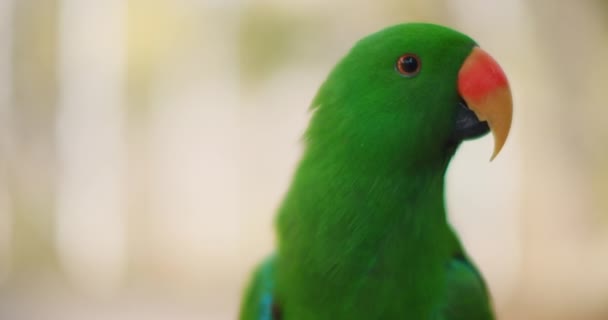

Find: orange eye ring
396;54;421;77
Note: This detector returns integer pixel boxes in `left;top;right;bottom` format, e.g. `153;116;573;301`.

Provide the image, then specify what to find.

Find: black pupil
401;56;418;73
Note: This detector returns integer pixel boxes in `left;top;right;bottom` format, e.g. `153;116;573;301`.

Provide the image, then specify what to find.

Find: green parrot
240;23;513;320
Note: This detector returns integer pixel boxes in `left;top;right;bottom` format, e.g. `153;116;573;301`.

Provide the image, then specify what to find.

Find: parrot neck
276;147;457;318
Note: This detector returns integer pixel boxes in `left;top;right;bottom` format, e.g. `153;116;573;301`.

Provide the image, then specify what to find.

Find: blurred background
0;0;607;319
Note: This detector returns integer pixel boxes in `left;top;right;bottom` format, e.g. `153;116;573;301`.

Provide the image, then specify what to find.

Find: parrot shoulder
239;255;281;320
435;254;495;320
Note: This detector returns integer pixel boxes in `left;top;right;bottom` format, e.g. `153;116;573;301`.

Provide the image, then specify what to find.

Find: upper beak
458;47;513;160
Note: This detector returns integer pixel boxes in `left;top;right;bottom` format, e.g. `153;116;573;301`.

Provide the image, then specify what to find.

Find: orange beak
458;47;513;160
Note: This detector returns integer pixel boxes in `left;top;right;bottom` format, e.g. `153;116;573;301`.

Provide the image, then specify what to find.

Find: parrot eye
396;54;421;77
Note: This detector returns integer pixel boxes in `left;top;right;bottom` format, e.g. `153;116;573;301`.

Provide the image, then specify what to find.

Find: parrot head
308;23;512;165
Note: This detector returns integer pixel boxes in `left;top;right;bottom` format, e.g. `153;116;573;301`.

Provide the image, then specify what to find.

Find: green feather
240;23;494;320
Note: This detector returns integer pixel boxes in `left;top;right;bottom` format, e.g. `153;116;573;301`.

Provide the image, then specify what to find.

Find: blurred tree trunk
0;0;15;284
55;0;128;294
9;0;60;278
